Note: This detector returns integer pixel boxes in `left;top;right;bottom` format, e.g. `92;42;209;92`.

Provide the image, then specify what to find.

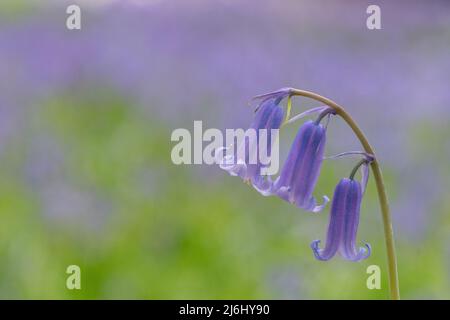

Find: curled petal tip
360;243;372;260
310;240;330;261
252;176;275;196
302;195;329;213
229;164;247;177
311;239;321;249
345;243;372;262
218;153;248;177
311;195;330;213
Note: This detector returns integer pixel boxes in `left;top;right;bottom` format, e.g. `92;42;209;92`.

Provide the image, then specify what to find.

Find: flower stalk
288;88;400;300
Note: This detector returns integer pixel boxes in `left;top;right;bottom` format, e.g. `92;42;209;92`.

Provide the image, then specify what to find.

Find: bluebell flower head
311;176;371;262
218;89;288;182
254;118;329;213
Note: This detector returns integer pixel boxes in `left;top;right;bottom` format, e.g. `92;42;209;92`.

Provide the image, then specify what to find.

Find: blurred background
0;0;449;299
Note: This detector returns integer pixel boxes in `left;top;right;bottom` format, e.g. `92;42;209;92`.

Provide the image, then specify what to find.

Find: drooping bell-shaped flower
311;161;372;261
254;117;330;213
218;89;287;183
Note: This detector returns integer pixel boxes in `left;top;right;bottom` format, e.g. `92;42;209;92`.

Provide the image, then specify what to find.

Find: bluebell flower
218;89;288;183
220;88;331;213
311;159;372;261
254;114;331;213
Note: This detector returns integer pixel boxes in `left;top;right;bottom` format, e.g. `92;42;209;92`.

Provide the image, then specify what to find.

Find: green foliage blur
0;87;447;299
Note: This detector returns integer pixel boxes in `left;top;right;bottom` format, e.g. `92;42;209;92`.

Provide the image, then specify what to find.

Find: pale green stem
289;88;400;300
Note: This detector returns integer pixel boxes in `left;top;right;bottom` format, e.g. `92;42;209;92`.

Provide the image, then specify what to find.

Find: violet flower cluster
219;88;373;262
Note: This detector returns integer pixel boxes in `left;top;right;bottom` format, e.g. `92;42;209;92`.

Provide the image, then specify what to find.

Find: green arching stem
349;159;369;180
288;88;400;300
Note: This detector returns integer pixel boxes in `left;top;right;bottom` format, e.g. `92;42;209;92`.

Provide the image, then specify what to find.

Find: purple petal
219;96;284;183
273;120;327;212
338;179;371;261
311;179;349;260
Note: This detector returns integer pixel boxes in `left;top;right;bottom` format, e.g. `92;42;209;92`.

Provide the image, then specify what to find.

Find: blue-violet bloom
254;118;329;212
311;175;371;261
218;90;287;183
